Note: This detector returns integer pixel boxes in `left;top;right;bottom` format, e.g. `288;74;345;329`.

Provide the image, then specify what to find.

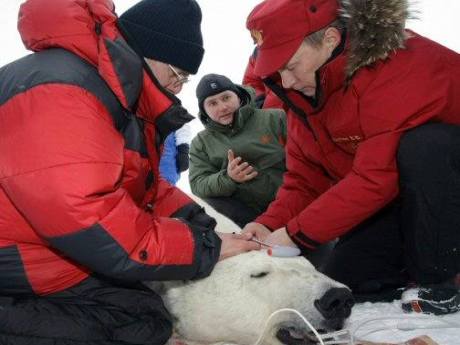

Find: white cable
321;329;352;344
253;308;326;345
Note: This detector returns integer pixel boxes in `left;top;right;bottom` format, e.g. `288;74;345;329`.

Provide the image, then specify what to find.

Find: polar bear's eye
250;271;269;278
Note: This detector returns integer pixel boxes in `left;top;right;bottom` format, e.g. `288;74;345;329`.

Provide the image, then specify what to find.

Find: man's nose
217;102;229;114
168;83;183;95
280;71;295;89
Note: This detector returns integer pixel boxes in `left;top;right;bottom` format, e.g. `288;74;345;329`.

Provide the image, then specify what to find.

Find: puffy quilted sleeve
0;85;220;282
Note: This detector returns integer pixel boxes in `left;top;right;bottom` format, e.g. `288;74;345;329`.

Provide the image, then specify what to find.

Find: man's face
144;59;189;95
203;90;240;125
278;41;332;97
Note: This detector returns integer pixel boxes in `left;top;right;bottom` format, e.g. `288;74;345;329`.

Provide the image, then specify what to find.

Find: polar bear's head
160;251;354;345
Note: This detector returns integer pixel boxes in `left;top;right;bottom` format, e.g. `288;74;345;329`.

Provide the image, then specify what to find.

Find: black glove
176;143;190;172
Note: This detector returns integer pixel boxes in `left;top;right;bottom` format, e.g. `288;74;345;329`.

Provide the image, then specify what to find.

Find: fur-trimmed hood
339;0;412;78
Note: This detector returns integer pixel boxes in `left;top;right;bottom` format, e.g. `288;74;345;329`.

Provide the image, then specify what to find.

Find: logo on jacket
332;135;363;151
250;29;264;47
332;135;362;143
260;134;272;144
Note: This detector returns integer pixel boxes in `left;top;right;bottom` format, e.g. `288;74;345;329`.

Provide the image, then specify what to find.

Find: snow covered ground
1;1;459;344
347;301;460;344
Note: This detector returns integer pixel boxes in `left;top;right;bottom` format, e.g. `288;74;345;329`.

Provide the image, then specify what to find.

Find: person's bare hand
265;227;298;248
227;149;258;183
217;232;261;261
242;222;271;242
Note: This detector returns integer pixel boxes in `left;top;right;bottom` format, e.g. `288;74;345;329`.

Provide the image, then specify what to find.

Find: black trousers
0;276;172;345
321;124;460;300
203;196;261;228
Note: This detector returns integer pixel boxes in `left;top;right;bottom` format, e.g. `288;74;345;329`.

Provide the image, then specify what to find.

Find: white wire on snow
252;308;460;345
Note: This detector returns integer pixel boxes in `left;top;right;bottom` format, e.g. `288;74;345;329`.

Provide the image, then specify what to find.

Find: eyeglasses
168;64;190;85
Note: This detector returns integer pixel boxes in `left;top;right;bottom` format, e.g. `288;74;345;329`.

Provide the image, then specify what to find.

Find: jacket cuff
286;218;321;250
187;222;222;279
172;203;221;279
171;202;216;229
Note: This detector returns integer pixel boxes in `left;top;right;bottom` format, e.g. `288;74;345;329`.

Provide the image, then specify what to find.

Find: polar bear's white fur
148;196;351;345
159;251;349;345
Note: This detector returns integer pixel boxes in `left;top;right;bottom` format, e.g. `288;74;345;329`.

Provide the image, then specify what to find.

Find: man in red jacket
0;0;257;343
243;0;460;314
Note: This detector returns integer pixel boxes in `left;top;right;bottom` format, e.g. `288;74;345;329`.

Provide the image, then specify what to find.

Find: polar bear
147;196;354;345
158;251;353;345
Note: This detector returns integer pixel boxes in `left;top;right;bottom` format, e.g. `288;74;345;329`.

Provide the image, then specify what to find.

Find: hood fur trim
339;0;411;78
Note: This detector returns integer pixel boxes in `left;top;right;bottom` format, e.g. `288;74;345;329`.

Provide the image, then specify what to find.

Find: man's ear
323;27;341;51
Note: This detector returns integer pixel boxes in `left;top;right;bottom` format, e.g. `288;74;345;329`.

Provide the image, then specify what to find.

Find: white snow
347;300;460;344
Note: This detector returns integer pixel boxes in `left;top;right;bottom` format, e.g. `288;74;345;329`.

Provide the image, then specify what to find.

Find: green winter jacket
189;87;287;213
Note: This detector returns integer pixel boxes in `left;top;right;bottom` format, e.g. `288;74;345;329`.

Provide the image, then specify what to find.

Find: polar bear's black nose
314;288;354;329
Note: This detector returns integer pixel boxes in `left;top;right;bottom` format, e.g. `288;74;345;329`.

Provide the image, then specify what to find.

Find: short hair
303;19;345;47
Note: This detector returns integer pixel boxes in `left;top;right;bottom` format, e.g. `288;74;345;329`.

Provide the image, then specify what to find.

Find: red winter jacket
256;32;460;248
0;0;220;296
243;48;286;110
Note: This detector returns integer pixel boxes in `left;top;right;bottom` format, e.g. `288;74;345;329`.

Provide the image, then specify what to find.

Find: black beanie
118;0;204;74
196;74;242;115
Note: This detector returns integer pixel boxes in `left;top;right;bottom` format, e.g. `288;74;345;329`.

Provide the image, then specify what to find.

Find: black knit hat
196;74;243;115
118;0;204;74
